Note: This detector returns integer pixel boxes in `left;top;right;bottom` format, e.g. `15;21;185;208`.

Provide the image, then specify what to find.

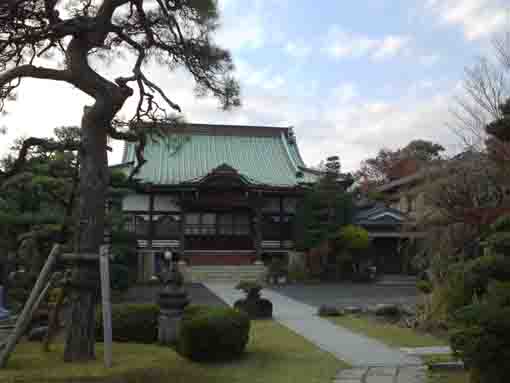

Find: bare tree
0;0;239;361
451;32;510;149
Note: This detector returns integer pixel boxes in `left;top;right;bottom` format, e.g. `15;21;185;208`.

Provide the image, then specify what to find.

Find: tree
451;32;509;150
356;139;445;185
295;156;353;253
335;224;370;277
0;0;239;361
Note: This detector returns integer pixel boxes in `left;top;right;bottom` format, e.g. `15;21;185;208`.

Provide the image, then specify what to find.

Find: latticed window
153;214;180;238
123;213;150;236
262;198;281;213
184;213;200;235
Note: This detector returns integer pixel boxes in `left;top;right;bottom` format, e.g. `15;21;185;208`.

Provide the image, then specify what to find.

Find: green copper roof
121;124;317;187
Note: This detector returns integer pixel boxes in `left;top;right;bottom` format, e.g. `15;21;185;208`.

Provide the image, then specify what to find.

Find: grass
428;370;469;383
330;314;448;348
0;320;347;383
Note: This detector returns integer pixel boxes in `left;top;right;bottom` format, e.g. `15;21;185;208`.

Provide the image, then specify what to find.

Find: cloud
425;0;508;40
0;57;460;174
284;41;312;58
372;35;411;60
234;60;286;90
324;26;410;60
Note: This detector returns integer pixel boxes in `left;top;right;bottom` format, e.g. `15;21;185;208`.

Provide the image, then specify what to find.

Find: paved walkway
400;346;452;356
334;366;427;383
205;283;422;368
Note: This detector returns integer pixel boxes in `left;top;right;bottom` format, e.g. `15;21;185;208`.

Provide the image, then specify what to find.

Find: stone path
205;283;422;369
334;366;427;383
400;346;451;356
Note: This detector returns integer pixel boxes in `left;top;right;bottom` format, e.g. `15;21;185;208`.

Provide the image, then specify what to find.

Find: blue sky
1;0;509;171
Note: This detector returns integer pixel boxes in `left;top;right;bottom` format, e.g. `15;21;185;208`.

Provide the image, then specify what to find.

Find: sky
1;0;509;171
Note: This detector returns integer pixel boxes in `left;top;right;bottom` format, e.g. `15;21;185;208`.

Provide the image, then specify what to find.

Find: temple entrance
184;210;253;250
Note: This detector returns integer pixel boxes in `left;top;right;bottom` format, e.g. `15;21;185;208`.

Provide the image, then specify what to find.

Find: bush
235;281;262;298
439;255;510;318
110;263;132;291
318;305;342;317
450;282;510;383
234;281;272;319
374;304;401;317
96;303;159;344
338;225;370;250
178;305;250;362
416;280;433;294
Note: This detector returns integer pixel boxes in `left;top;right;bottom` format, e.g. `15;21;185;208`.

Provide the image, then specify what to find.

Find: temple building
117;124;318;282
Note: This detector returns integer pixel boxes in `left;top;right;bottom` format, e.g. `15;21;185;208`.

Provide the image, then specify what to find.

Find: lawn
330;314;448;348
428;371;469;383
0;320;347;383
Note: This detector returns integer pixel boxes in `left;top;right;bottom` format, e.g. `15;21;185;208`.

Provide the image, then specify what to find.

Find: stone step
187;265;266;283
189;267;266;270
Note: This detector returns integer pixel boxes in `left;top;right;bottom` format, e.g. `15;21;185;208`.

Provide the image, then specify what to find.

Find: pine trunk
64;106;108;362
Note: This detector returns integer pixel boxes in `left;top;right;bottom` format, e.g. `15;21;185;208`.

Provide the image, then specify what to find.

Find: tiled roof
353;203;406;227
120;123;317;187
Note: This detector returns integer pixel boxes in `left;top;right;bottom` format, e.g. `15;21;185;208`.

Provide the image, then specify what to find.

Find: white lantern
164;250;173;262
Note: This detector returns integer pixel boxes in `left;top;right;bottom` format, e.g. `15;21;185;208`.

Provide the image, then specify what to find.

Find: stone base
158;309;183;345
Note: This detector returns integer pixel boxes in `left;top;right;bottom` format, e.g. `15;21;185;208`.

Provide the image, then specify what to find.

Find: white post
99;245;113;368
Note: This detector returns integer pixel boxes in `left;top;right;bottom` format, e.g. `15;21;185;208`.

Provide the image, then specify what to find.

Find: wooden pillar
137;252;144;283
148;193;155;249
279;196;284;249
179;193;185;259
254;194;263;263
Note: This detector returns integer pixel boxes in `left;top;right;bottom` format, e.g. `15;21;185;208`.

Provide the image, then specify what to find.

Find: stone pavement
400;346;451;356
334;366;427;383
205;283;422;368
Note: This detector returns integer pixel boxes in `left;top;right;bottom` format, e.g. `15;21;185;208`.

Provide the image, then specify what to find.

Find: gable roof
120;123;318;187
353;203;406;227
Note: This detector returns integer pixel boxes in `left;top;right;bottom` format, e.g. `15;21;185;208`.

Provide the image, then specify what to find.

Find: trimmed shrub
234;281;273;319
110;263;131;291
95;303;159;344
234;298;273;319
438;255;510;318
178;305;250;362
450;282;510;383
318;305;343;317
338;225;370;250
416;280;433;294
374;304;401;317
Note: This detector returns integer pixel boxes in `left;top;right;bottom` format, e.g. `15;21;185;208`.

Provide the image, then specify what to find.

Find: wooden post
100;245;113;368
30;279;53;319
0;244;60;368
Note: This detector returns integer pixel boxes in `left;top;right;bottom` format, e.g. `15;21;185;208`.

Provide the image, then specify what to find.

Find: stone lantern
157;250;190;345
